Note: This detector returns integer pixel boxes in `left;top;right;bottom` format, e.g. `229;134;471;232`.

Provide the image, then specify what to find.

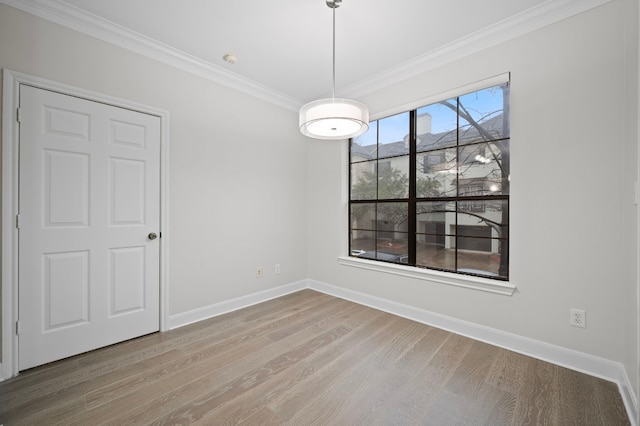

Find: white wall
307;0;639;401
0;4;309;318
622;0;640;415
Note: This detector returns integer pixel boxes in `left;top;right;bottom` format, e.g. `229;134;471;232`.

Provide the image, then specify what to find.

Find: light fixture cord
332;4;336;100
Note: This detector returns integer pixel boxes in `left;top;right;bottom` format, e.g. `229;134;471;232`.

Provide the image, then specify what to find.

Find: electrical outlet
274;264;281;275
570;308;586;328
256;267;263;278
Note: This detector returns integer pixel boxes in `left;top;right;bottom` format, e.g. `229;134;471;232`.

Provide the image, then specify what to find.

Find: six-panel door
18;85;161;370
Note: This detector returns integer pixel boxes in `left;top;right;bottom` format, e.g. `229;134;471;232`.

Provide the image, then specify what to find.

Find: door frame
1;69;170;380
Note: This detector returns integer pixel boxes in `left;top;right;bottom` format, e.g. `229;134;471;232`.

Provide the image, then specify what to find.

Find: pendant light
299;0;369;140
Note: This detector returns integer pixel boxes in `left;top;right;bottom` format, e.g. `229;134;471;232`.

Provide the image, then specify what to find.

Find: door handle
148;232;158;240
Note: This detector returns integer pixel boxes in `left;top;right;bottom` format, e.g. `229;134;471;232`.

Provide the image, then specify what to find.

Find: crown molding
0;0;303;111
1;0;612;110
340;0;613;99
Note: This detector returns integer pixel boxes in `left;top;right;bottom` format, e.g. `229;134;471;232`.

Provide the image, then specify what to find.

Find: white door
18;85;161;370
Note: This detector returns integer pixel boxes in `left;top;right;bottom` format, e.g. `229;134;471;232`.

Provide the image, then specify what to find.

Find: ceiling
3;0;609;110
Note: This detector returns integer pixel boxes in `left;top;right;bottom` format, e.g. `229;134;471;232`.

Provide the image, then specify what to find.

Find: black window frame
349;82;510;281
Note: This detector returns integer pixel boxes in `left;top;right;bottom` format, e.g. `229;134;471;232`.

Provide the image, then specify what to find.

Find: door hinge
15;320;20;336
17;107;22;123
16;214;22;229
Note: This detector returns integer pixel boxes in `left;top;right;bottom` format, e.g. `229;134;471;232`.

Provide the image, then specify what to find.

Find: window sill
337;256;515;296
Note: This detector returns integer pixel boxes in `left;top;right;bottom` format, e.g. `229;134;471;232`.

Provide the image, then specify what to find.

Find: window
349;82;510;280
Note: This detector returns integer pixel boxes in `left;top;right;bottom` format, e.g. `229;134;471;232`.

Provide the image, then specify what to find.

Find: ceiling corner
341;0;613;100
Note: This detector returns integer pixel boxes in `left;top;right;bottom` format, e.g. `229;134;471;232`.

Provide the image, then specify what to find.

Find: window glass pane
378;156;409;199
375;232;408;264
352;120;378;154
457;238;506;278
350;230;375;256
491;140;510;195
378;202;408;235
458;141;509;195
459;84;509;145
416;201;456;270
351;144;375;163
416;148;456;198
378;202;408;263
416;201;456;233
416;99;457;151
418;233;446;249
351;203;376;230
457;234;491;251
376;160;392;175
351;161;376;200
457;200;508;235
379;112;410;158
416;239;456;271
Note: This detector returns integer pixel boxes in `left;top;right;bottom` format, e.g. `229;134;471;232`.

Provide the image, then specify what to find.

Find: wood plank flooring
0;289;630;425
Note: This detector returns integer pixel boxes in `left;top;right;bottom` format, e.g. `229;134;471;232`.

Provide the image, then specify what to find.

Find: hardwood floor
0;290;630;425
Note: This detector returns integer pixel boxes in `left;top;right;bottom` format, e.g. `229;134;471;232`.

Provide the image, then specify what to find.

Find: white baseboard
168;280;307;330
307;279;639;425
621;368;639;426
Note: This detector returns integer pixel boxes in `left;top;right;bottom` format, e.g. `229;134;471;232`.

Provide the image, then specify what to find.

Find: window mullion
408;111;417;266
375;124;380;256
454;96;460;273
348;140;353;256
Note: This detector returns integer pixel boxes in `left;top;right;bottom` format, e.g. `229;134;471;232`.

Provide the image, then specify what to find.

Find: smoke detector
222;53;237;64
